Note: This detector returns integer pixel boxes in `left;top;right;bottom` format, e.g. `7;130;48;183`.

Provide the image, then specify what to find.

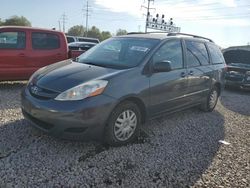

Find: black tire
200;86;219;112
104;101;141;146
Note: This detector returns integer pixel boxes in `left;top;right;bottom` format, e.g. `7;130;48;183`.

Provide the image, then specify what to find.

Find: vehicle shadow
128;109;226;187
0;108;225;187
220;88;250;116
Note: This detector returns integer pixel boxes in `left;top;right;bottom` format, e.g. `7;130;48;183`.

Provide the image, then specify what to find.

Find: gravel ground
0;82;249;188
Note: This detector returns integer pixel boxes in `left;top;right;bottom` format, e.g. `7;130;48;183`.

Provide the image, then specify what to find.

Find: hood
33;59;123;92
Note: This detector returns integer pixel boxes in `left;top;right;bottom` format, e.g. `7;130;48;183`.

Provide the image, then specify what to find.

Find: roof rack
127;32;146;35
126;32;214;43
127;31;168;35
167;32;214;43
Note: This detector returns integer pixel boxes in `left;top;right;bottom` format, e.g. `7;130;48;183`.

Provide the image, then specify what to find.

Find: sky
1;0;250;48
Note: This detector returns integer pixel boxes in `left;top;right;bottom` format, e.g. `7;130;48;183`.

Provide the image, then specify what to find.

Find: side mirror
153;60;172;72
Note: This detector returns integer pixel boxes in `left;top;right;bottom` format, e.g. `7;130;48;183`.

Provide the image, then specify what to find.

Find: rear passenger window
0;31;26;49
67;37;75;43
207;43;224;64
186;41;209;67
153;39;183;70
32;32;60;50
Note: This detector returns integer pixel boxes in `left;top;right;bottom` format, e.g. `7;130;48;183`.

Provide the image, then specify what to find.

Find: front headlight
55;80;108;101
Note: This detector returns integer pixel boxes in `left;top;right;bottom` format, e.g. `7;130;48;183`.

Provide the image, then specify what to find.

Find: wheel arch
110;96;147;125
214;82;222;96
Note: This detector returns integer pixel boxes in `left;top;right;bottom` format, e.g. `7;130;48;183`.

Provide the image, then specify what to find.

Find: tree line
67;25;127;41
0;16;31;27
1;15;128;41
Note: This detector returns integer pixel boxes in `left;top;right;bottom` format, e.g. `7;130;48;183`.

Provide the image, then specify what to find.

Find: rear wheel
105;102;141;146
200;86;219;112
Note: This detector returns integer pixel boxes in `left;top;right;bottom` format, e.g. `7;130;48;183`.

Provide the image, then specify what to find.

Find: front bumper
225;74;250;90
21;87;117;141
225;79;250;90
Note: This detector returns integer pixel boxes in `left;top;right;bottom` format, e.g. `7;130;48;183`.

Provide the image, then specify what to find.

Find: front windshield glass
78;37;160;69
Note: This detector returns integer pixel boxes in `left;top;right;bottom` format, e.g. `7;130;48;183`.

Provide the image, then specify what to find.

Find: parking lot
0;82;249;187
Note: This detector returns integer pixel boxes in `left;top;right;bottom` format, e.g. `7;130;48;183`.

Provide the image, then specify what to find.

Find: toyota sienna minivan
21;33;226;146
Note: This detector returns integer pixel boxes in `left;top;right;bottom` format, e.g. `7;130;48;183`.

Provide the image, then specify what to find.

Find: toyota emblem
31;86;39;94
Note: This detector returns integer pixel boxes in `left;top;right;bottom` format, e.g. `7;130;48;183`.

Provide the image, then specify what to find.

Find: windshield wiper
81;61;99;66
80;61;129;69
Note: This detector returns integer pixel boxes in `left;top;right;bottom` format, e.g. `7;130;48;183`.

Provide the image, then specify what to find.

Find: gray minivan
21;33;226;146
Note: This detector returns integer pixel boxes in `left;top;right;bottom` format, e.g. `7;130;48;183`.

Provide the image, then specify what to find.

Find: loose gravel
0;82;249;188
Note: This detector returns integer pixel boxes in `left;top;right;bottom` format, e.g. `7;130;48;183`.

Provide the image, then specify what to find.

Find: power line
141;0;155;32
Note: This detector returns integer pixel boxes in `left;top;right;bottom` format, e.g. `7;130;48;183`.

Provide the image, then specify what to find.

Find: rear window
67;37;75;43
32;32;60;50
186;41;209;67
207;43;224;64
0;31;26;49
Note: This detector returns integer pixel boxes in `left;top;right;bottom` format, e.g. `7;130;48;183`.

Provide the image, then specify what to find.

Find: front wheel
200;86;219;112
104;102;141;146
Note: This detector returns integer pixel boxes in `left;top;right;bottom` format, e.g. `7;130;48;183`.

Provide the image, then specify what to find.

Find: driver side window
153;39;183;70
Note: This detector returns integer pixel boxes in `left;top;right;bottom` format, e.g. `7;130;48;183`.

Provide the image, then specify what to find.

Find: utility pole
83;0;91;37
141;0;155;33
61;13;67;33
58;20;61;31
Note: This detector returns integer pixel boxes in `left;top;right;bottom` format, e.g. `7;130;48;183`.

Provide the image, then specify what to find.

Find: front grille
226;76;243;82
29;84;59;100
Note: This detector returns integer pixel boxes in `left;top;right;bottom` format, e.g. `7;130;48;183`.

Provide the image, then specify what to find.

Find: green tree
87;26;101;39
3;16;31;26
68;25;112;41
116;29;127;36
0;18;3;26
67;25;85;36
100;31;112;41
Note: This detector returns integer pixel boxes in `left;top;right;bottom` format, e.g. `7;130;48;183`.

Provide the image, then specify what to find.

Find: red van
0;26;69;81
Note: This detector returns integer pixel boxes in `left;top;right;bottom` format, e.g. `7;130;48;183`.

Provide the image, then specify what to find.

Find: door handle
181;72;187;77
189;71;194;75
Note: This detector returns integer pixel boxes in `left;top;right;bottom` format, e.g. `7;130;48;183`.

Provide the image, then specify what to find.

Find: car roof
0;26;63;34
117;33;168;40
77;36;99;40
116;32;214;43
68;42;96;46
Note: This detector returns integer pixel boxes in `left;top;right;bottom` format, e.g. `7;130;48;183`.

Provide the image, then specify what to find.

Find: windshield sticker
130;46;149;52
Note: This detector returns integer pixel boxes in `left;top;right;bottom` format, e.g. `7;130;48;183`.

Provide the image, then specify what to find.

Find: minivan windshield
78;37;160;69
